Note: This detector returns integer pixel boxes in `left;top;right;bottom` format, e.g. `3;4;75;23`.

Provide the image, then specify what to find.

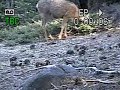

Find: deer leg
44;25;49;42
48;34;55;40
42;18;48;42
64;23;68;38
58;17;68;39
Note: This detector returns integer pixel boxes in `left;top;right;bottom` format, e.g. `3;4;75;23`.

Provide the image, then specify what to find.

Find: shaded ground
0;28;120;90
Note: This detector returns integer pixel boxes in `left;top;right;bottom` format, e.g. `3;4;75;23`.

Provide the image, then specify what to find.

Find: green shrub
0;23;45;45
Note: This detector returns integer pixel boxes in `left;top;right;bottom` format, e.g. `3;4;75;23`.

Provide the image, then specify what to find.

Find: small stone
117;43;120;48
10;61;18;67
30;44;35;49
88;63;96;67
108;46;112;49
65;59;75;65
61;85;68;89
74;45;79;51
95;71;104;75
28;54;35;57
47;41;56;45
91;37;96;40
10;56;17;62
74;77;83;85
66;50;74;55
45;60;50;65
97;63;109;70
107;74;115;79
35;62;41;67
20;49;26;52
24;59;30;65
19;60;23;62
97;47;104;51
18;62;23;66
107;34;111;37
79;45;87;50
99;56;107;60
35;61;47;68
79;49;85;56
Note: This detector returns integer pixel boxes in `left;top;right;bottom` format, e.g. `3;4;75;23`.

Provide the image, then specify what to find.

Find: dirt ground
0;28;120;90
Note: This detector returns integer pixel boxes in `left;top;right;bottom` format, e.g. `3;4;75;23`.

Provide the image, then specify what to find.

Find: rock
79;45;87;50
9;56;18;67
9;56;17;62
108;46;112;49
35;60;50;67
18;62;23;66
107;34;112;37
35;62;41;67
88;63;96;67
74;45;79;51
66;50;74;55
97;47;104;51
21;65;78;90
107;74;115;79
78;49;85;56
30;44;36;49
10;61;18;67
60;85;68;89
28;54;35;58
74;77;83;85
45;60;50;65
117;43;120;48
47;41;56;45
64;59;75;65
97;63;110;70
91;37;96;40
99;56;107;60
24;59;30;65
74;45;87;54
20;49;26;52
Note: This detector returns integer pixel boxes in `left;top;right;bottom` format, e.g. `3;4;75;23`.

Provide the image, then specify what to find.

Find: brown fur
36;0;79;41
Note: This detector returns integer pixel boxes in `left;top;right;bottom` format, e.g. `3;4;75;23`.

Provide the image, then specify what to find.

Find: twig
51;83;59;89
75;66;120;74
85;79;117;84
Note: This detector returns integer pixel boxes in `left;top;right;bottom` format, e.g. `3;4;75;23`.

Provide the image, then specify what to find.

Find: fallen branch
51;83;59;89
85;79;118;84
75;66;120;74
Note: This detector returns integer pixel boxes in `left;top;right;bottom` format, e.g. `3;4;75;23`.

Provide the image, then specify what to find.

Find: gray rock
117;43;120;48
21;65;77;90
66;50;74;55
10;61;18;67
107;34;112;37
99;56;107;60
24;59;30;65
97;63;110;70
9;56;17;62
30;44;36;49
79;49;86;56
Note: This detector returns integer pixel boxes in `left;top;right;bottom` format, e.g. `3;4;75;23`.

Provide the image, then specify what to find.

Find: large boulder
21;65;78;90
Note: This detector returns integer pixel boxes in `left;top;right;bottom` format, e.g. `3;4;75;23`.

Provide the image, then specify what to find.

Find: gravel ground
0;29;120;90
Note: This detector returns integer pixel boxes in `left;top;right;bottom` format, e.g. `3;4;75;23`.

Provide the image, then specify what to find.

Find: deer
36;0;81;41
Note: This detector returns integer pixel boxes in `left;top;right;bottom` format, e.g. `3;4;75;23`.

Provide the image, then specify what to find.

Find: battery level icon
5;9;14;16
5;16;20;26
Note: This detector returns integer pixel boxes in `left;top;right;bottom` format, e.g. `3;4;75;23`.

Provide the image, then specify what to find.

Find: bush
0;23;45;45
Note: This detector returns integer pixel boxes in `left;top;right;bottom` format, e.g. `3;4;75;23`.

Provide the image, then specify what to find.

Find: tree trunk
6;0;14;8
